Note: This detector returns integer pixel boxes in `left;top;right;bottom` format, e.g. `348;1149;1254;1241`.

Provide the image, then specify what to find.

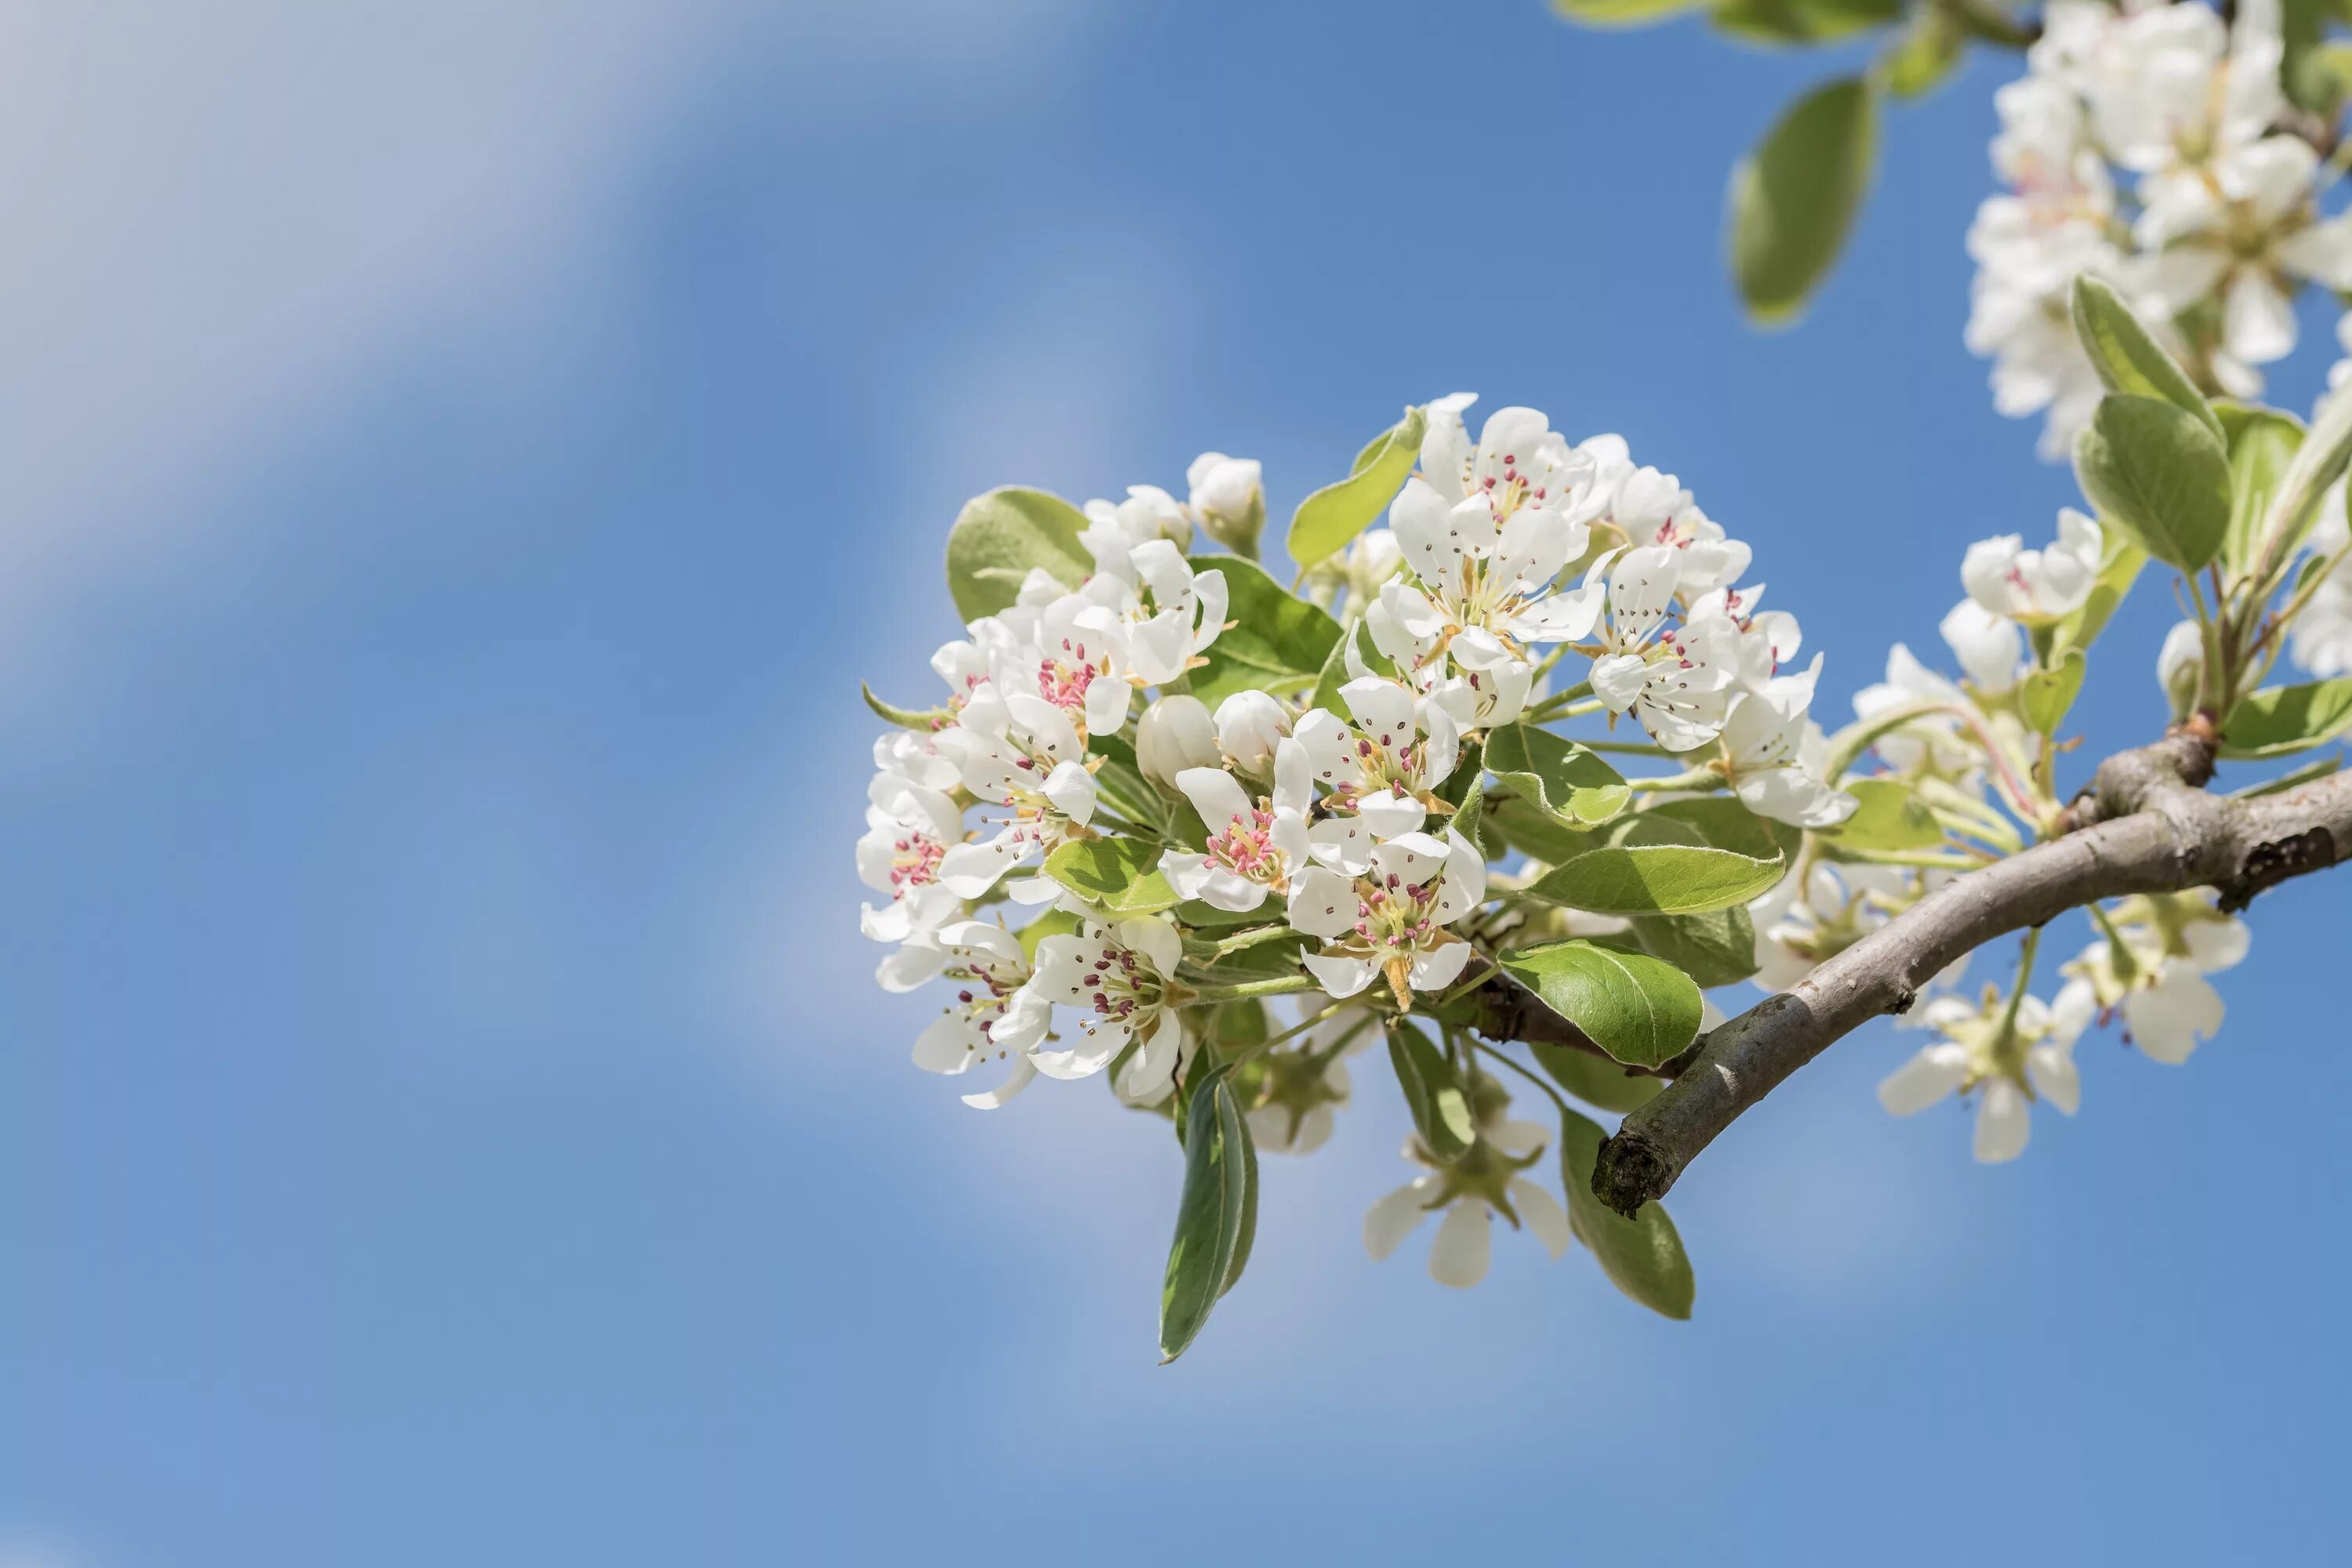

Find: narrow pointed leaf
2073;394;2231;572
1287;406;1427;569
1160;1071;1255;1362
2219;679;2352;759
2069;275;2222;439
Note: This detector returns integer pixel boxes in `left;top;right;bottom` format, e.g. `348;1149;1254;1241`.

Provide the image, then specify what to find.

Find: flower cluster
1968;0;2352;456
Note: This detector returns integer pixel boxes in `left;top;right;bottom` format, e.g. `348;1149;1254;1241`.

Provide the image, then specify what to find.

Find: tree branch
1582;731;2352;1217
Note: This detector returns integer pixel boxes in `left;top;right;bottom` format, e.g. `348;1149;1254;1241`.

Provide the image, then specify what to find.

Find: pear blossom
1367;397;1599;681
1293;675;1461;873
933;688;1099;900
2060;891;2249;1065
1020;913;1190;1098
1715;657;1857;829
1185;451;1265;554
1692;581;1802;693
1075;538;1231;688
1287;829;1486;1010
858;766;964;943
1159;739;1313;913
1338;526;1405;616
1134;694;1219;789
1939;599;2024;695
1241;1004;1379;1155
1751;861;1964;993
1081;484;1192;569
1584;545;1741;750
1853;637;2004;779
1423;660;1535;733
1363;1080;1570;1289
1878;982;2090;1163
1961;509;2102;624
894;920;1054;1109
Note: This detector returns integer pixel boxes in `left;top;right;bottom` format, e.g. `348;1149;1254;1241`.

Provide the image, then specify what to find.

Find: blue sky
4;2;2348;1563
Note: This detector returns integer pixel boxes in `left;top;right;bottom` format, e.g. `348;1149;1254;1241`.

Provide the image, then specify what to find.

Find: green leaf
1552;0;1704;24
1559;1109;1695;1319
1819;777;1943;851
2051;539;2145;659
2250;376;2352;578
1043;837;1178;916
1530;1043;1666;1114
1388;1022;1475;1160
2219;679;2352;759
1627;906;1759;989
1714;0;1902;45
1881;1;1963;100
1160;1070;1255;1363
2216;404;2307;575
1483;724;1632;826
2068;276;2222;441
1523;799;1790;915
2073;394;2232;572
1287;407;1428;569
1728;75;1878;325
1481;795;1592;863
1499;940;1704;1069
2020;648;2088;735
860;681;949;732
1185;554;1342;706
943;487;1094;622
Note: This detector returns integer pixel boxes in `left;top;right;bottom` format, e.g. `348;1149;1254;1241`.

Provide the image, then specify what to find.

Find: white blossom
1287;829;1485;1010
1292;675;1461;873
2060;891;2248;1065
933;688;1099;901
858;765;964;943
1716;656;1857;829
2288;493;2352;677
1363;1087;1569;1289
1939;599;2024;695
1584;545;1742;750
895;920;1053;1109
1021;913;1190;1098
1961;509;2102;624
1878;983;2090;1163
1185;451;1265;552
1243;1004;1379;1154
1159;739;1313;913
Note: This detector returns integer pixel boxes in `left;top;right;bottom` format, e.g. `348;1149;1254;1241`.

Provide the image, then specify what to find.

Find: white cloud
0;0;1096;720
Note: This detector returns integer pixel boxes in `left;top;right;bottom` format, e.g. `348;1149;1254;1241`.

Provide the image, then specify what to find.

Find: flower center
1207;807;1287;887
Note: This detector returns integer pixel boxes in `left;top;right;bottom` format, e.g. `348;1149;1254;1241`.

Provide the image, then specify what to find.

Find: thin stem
1626;765;1724;794
1185;974;1319;1004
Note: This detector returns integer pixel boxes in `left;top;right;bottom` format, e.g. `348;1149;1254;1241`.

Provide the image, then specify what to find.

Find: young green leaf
2216;403;2306;574
943;487;1094;621
2020;647;2088;735
1558;1109;1695;1319
1483;724;1632;826
1044;837;1178;916
1530;1042;1667;1114
1627;906;1759;989
2050;539;2144;659
1818;776;1944;852
2219;679;2352;759
1287;406;1428;569
1388;1022;1475;1160
861;681;949;732
1185;554;1342;705
2068;276;2222;439
2072;394;2232;572
1523;799;1791;915
1454;769;1492;860
1729;75;1878;325
1499;939;1704;1069
1160;1070;1256;1363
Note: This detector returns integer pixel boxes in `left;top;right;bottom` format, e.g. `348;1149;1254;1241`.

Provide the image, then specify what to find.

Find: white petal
1302;950;1381;1000
1364;1178;1437;1260
2027;1043;2081;1116
1878;1043;1969;1116
1428;1200;1492;1288
960;1053;1039;1109
1973;1080;2031;1163
1287;867;1363;939
1508;1178;1573;1261
1406;938;1472;994
1176;766;1254;833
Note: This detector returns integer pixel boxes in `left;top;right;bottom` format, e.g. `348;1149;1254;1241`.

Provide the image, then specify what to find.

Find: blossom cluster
1968;0;2352;456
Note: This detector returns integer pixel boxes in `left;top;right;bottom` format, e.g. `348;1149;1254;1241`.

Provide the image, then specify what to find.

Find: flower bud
1134;695;1218;789
1938;598;2021;695
1186;452;1265;557
2157;619;2204;720
1214;689;1292;778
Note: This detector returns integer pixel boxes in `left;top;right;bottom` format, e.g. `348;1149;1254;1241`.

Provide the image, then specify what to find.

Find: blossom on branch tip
1287;829;1485;1010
